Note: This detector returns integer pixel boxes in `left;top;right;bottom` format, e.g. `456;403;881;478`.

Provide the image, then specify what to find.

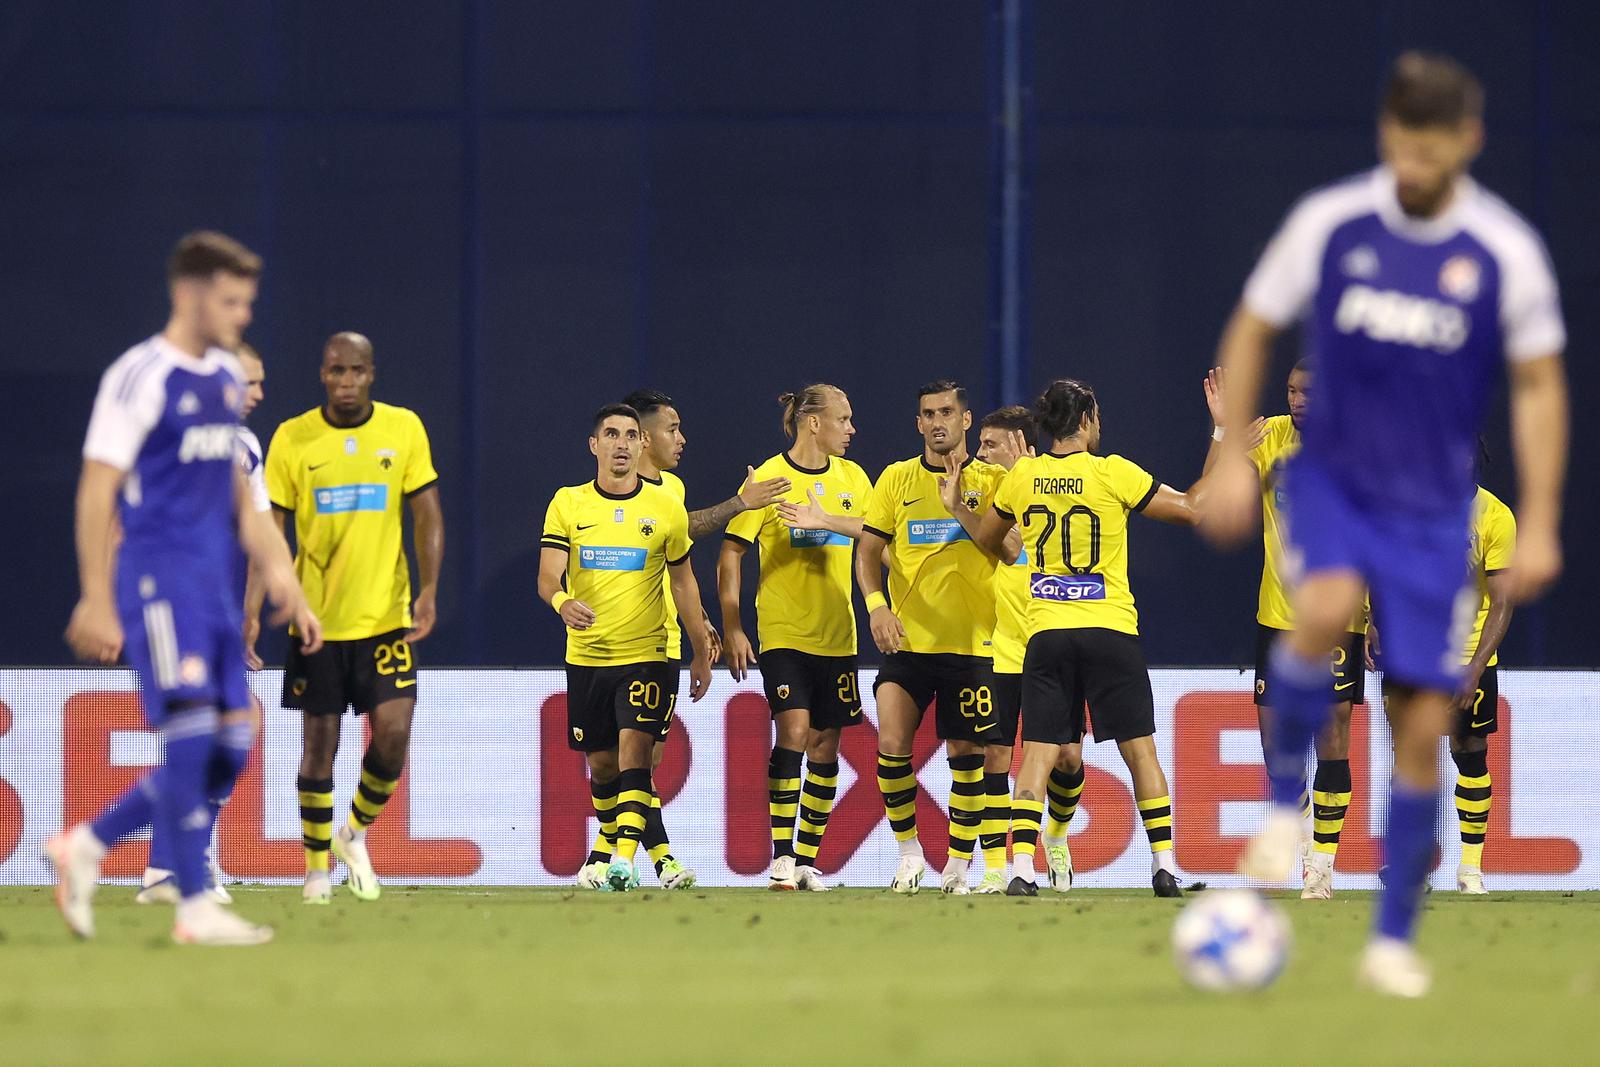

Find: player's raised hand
937;451;967;514
868;605;906;655
405;586;438;643
1007;428;1034;462
724;628;757;681
739;466;791;510
559;597;596;631
1246;416;1270;451
1204;366;1228;426
777;486;829;532
1505;522;1562;604
1195;453;1260;547
65;596;123;664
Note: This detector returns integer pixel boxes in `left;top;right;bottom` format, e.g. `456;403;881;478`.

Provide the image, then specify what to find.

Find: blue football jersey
1244;166;1564;513
83;335;246;583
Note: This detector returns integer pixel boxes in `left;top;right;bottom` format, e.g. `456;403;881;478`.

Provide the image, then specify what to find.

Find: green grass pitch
1;886;1595;1064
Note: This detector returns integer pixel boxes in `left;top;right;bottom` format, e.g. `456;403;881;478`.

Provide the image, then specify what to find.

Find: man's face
321;346;374;414
813;394;855;456
591;416;642;477
189;272;257;350
1286;368;1311;431
238;353;265;418
1379;118;1482;217
641;406;685;471
916;391;971;457
976;427;1022;470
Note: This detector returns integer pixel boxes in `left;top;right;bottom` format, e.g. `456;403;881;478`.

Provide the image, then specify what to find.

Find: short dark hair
167;231;262;283
1035;379;1098;441
236;342;262;365
917;378;968;411
592;403;640;434
979;405;1035;436
1290;357;1311;376
1382;51;1484;128
621;389;675;420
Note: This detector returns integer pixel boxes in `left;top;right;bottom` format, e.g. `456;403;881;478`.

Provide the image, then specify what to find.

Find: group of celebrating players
47;51;1567;998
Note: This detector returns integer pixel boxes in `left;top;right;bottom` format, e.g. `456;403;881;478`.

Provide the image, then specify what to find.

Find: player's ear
961;409;972;431
589;435;599;458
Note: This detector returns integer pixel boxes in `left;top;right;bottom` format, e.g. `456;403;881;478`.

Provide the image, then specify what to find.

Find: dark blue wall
3;2;1594;668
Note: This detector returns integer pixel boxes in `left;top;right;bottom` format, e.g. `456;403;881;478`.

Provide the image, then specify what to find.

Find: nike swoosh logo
975;722;996;732
635;715;659;724
1470;719;1493;729
308;461;331;471
1334;681;1355;692
849;707;862;717
901;498;922;506
577;523;596;531
394;679;416;689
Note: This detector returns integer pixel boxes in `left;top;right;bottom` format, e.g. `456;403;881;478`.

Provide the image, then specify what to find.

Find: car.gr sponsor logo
1030;573;1106;602
1333;283;1470;353
907;519;970;545
578;546;648;571
177;424;237;463
314;484;389;514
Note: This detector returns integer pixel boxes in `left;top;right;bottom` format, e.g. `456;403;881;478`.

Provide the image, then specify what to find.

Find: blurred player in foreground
1203;53;1567;996
52;231;320;945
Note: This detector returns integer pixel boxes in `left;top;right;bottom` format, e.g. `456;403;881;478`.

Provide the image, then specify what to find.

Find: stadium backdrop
1;668;1595;890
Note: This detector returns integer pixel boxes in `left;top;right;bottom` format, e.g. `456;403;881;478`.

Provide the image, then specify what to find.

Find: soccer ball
1171;889;1292;992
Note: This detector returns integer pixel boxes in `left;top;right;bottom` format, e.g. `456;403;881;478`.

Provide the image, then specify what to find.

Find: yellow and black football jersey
992;450;1156;638
642;469;688;660
724;452;872;658
1463;485;1515;665
541;478;691;668
264;402;437;641
861;455;1006;657
1252;415;1368;635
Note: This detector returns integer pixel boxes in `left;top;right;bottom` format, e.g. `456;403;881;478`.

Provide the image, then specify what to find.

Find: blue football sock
1376;782;1438;942
90;776;158;849
1264;641;1331;810
152;709;219;898
202;718;256;860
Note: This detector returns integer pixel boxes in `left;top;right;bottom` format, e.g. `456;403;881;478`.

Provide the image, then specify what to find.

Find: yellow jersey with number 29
992;451;1158;639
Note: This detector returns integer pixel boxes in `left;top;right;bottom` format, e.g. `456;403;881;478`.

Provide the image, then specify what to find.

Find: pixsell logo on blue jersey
579;546;648;571
314;484;389;514
1031;573;1105;602
790;529;850;549
907;519;970;545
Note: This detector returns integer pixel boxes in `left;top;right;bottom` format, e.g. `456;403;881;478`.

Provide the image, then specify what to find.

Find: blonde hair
778;384;844;440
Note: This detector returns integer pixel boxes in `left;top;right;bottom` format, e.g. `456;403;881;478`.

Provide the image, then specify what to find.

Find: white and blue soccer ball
1171;889;1292;992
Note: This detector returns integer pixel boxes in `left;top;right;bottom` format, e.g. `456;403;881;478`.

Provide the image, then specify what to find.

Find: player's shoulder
100;336;176;397
875;455;920;484
748;452;791;479
1474;485;1513;522
1257;415;1297;455
236;424;264;461
1459;181;1555;276
1277;168;1381;241
639;477;685;509
372;400;428;432
274;405;328;439
834;456;870;480
657;469;686;497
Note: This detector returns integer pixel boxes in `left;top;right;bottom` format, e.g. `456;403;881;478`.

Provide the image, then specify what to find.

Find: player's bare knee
1054;744;1083;774
586;750;620;782
650;742;666;770
807;728;840;763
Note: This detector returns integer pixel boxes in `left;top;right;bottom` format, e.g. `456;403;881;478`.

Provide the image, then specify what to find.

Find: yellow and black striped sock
946;754;984;863
612;768;653;863
1310;758;1352;861
1010;797;1045;879
643;794;675;874
1138;794;1174;857
586;775;619;865
297;774;334;874
348;751;402;835
877;751;919;843
1453;750;1491;869
794;759;839;868
768;746;803;860
1044;765;1085;841
979;771;1011;874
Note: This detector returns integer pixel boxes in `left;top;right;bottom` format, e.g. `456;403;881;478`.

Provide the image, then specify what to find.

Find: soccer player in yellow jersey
1376;469;1515;895
539;404;714;893
266;332;445;904
1201;363;1369;899
719;384;873;891
850;380;1012;895
570;388;789;890
976;406;1083;894
1448;478;1515;894
969;379;1198;897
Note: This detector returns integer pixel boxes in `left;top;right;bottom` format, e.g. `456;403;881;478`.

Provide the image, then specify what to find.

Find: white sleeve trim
1465;196;1567;363
82;349;169;471
1242;176;1374;329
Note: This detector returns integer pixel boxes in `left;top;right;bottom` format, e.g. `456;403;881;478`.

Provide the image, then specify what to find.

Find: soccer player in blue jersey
50;232;322;946
1202;54;1568;996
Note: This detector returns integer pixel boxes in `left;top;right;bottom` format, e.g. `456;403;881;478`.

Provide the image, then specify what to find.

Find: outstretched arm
689;465;792;539
778;487;864;539
1197;307;1281;545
